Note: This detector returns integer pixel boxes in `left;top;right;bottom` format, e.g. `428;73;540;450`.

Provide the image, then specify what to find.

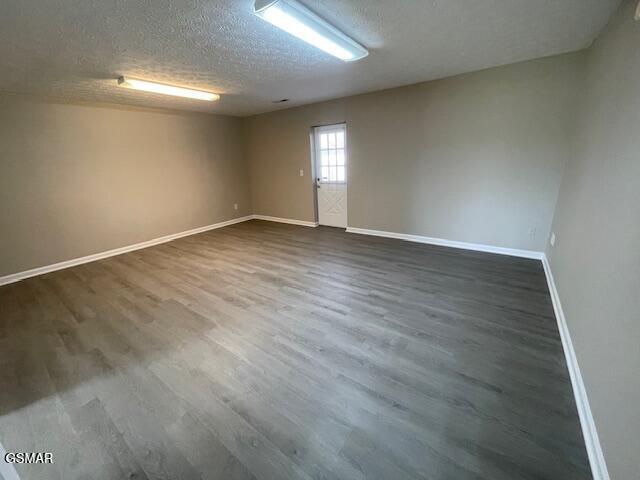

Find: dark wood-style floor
0;220;590;480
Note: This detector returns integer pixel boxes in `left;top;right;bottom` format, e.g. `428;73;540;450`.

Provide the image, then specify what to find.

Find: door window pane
315;125;346;184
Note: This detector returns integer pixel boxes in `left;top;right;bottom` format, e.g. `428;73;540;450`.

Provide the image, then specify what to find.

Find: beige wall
0;93;251;277
546;1;640;478
243;52;584;252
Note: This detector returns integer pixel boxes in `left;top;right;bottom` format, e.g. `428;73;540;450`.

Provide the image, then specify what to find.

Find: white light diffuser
117;77;219;101
253;0;368;62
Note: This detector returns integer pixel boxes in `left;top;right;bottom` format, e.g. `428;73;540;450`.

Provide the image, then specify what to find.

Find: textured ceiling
0;0;621;116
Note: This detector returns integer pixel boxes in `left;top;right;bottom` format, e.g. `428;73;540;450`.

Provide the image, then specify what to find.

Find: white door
315;124;347;228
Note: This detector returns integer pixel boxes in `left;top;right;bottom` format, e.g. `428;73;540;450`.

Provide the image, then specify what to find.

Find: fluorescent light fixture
117;77;219;101
253;0;368;62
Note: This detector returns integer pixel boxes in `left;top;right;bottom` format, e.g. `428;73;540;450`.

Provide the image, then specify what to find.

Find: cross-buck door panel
315;124;347;228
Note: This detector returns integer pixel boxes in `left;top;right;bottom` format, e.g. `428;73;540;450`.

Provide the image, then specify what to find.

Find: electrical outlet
528;228;536;239
299;169;304;177
233;203;238;210
550;232;556;246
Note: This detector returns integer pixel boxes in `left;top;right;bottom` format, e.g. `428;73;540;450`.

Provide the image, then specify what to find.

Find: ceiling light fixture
253;0;368;62
117;77;220;101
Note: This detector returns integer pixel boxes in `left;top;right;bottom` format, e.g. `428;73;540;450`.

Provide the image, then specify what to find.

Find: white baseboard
252;214;319;228
0;215;253;287
542;254;609;480
0;214;321;286
346;227;543;260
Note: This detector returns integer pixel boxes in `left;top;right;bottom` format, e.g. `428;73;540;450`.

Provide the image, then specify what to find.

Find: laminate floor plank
0;220;590;479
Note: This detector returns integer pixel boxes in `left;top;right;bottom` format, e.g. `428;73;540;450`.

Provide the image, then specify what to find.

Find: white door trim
314;123;348;228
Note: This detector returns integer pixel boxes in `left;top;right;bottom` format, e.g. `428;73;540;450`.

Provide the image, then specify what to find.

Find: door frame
310;122;348;227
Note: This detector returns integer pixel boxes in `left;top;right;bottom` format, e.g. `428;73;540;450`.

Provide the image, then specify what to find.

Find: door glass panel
315;125;346;185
